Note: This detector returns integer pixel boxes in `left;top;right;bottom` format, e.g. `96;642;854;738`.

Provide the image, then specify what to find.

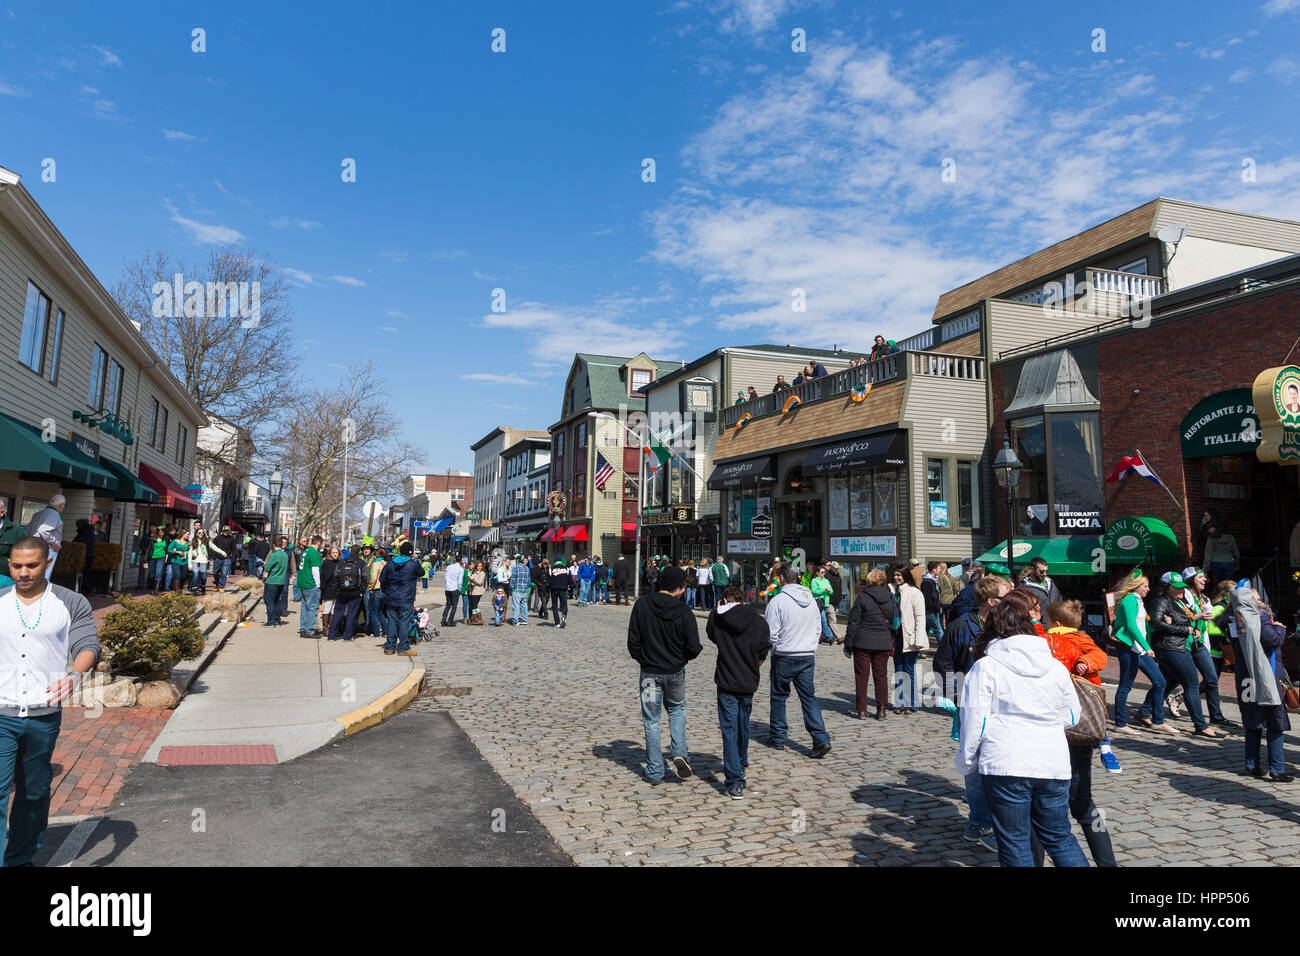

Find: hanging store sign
829;535;898;558
1253;365;1300;464
751;513;773;538
727;538;771;555
1179;389;1261;458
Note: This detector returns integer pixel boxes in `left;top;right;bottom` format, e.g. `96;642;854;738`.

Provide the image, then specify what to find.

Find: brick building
991;253;1300;623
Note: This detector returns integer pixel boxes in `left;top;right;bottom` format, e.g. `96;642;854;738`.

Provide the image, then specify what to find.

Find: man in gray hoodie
764;564;831;758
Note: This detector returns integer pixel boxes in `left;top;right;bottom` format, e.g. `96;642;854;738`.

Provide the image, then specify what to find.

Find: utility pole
341;418;355;545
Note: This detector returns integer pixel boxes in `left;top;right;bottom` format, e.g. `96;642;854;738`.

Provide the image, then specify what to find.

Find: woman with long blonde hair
1111;571;1169;734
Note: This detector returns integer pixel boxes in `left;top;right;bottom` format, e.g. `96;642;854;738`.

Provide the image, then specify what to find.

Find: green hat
985;562;1010;577
1163;571;1186;589
554;559;565;567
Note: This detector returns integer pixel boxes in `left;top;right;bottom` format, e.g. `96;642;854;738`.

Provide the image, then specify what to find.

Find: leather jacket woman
1149;591;1194;652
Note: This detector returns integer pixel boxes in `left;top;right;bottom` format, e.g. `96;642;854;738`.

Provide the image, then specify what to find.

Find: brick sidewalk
47;707;171;817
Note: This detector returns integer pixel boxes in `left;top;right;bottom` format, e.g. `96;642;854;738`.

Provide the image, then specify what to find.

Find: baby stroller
409;606;438;643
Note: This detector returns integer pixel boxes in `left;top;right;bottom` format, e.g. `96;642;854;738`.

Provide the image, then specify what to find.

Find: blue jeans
981;774;1089;868
1114;646;1167;727
926;611;943;640
165;562;187;589
300;587;321;633
385;604;413;652
264;583;285;624
0;712;62;866
1246;727;1286;774
363;592;382;634
149;556;165;589
251;555;263;578
191;562;208;588
330;595;361;639
1157;647;1207;731
640;669;687;782
550;591;568;624
965;771;992;830
1208;562;1235;586
511;591;528;623
493;599;505;625
579;579;592;605
717;690;753;788
214;557;230;589
1031;744;1117;867
686;587;697;608
892;635;919;708
819;607;835;642
768;654;829;748
598;581;609;603
462;592;472;618
1190;642;1224;722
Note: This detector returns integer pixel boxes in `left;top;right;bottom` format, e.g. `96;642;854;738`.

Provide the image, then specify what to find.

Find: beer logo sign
1253;365;1300;464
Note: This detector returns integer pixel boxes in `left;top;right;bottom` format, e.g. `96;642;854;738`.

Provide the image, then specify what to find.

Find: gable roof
558;353;680;422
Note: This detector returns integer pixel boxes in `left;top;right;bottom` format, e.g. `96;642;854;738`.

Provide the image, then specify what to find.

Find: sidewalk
143;601;424;765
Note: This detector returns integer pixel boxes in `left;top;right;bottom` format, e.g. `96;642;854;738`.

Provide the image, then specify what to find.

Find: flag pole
1134;447;1186;514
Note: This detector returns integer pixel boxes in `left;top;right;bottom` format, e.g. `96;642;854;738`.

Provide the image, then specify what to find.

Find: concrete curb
335;665;426;737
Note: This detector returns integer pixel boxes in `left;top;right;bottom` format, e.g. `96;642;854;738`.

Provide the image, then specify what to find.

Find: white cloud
1229;68;1252;83
379;250;409;263
385;310;406;318
329;275;367;287
0;80;22;96
284;268;315;285
472;269;499;280
381;326;399;333
463;373;533;385
480;299;688;369
163;129;197;142
709;0;811;35
91;45;121;67
1264;0;1300;14
79;85;99;95
1266;57;1300;83
269;216;323;230
162;199;244;244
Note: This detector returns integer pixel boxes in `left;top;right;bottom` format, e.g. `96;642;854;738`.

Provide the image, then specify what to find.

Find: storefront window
927;458;950;528
781;499;821;537
783;466;824;496
1049;412;1103;536
1009;416;1048;537
957;460;979;529
850;471;873;529
874;470;898;529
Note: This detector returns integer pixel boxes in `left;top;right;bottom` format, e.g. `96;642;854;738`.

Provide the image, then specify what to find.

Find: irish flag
1106;452;1162;487
642;420;692;475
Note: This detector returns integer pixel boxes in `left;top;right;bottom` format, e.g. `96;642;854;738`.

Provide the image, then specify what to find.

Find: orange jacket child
1044;626;1107;685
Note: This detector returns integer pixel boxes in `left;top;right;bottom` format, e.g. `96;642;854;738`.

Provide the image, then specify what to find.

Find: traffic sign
466;510;483;520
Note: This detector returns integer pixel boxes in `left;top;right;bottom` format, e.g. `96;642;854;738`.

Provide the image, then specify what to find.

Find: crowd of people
622;539;1297;867
730;338;903;406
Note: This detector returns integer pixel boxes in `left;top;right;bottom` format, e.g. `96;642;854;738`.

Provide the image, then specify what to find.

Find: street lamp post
992;438;1023;581
269;466;283;546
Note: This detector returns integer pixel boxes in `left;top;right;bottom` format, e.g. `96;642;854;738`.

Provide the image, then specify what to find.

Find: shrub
237;578;264;594
99;593;206;678
91;542;123;572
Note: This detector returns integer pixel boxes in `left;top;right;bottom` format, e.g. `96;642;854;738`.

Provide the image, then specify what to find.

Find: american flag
594;452;616;492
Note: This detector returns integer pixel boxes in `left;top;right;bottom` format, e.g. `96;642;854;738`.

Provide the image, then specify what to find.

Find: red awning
563;524;589;542
539;528;557;542
622;522;637;542
139;462;200;515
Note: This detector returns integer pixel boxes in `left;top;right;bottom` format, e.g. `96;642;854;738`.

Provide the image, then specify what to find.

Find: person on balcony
772;375;790;392
746;386;759;402
870;336;897;361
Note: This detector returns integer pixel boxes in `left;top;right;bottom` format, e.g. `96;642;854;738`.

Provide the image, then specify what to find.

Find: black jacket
613;558;631;586
531;566;547;588
706;603;770;695
320;558;339;601
627;592;702;675
920;576;941;615
213;532;235;558
825;570;843;611
1149;592;1194;652
846;586;897;651
547;567;571;592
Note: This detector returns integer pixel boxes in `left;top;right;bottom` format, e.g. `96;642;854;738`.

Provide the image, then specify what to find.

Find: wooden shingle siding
714;379;906;463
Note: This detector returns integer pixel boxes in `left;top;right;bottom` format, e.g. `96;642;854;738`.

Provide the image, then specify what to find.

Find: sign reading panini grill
802;430;906;474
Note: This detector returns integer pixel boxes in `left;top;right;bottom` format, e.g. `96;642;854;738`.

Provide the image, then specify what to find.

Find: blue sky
3;0;1300;476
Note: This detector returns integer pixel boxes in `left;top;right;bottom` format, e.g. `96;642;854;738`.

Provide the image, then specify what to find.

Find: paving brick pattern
412;603;1300;866
47;707;171;817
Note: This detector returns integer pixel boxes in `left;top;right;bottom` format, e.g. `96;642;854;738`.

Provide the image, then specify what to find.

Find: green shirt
297;547;322;590
168;541;190;565
263;549;289;585
150;539;166;560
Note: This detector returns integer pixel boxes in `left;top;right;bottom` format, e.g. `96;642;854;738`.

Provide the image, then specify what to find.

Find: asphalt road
45;708;569;867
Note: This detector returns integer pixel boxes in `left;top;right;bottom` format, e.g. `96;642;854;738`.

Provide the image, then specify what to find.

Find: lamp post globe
992;439;1022;579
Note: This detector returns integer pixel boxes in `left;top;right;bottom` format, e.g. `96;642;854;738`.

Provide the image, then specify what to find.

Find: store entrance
778;465;825;564
1248;461;1300;625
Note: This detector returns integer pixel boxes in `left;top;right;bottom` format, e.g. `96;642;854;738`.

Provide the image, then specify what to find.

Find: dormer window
630;367;653;395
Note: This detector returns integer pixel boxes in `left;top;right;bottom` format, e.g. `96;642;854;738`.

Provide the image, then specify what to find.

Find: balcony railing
722;356;902;429
1087;267;1164;299
233;496;267;514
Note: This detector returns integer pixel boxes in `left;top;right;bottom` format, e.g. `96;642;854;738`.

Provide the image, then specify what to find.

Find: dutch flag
1105;452;1163;487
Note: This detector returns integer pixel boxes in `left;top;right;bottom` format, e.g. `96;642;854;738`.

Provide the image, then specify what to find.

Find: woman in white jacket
894;565;927;713
188;529;211;595
956;590;1088;867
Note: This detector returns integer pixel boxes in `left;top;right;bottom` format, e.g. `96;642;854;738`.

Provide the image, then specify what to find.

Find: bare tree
265;362;422;538
112;245;303;447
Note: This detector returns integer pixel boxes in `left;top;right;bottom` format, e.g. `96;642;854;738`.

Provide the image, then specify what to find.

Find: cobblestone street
414;602;1300;866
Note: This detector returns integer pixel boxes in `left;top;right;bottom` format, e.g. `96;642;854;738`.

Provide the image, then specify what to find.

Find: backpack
337;560;360;592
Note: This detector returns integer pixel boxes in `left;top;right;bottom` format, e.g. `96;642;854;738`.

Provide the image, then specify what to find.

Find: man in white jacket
764;565;831;758
441;556;463;627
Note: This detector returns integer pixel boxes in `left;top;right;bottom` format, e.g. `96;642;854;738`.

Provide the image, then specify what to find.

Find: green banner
1179;389;1260;458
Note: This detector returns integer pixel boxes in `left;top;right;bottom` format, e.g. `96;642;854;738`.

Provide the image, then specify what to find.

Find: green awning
0;413;116;492
98;456;159;504
976;536;1104;576
1102;516;1179;570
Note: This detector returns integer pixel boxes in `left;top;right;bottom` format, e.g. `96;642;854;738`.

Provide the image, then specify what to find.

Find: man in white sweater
763;565;831;758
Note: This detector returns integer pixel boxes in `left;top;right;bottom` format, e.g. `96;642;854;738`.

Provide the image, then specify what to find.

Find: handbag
1277;662;1300;709
1065;675;1108;746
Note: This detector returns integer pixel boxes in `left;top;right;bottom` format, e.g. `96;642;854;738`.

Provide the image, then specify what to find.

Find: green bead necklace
15;591;46;631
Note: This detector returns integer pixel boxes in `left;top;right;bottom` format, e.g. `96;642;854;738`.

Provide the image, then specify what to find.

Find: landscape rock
135;681;182;709
92;677;138;709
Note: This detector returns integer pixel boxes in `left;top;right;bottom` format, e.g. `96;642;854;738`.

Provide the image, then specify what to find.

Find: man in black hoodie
707;585;770;799
627;565;701;785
